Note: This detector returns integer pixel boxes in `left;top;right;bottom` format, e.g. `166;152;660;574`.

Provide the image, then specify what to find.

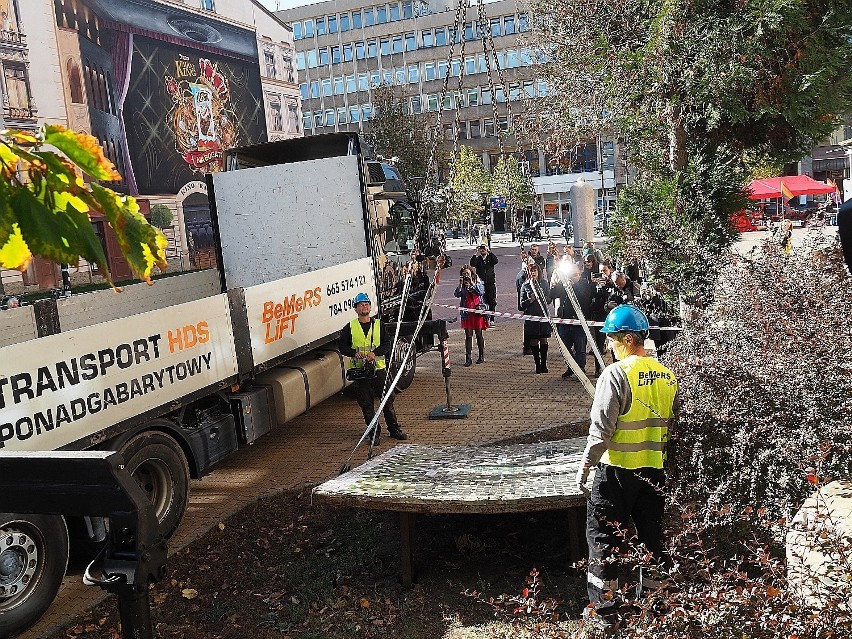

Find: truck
0;133;435;636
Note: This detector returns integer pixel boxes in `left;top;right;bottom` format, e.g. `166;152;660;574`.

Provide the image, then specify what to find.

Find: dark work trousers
354;369;399;432
557;323;587;369
586;463;666;610
483;280;497;313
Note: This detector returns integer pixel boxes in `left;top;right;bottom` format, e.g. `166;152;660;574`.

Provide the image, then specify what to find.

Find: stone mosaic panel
314;438;590;513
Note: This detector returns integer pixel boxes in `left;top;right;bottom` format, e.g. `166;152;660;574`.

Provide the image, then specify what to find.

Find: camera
346;360;377;381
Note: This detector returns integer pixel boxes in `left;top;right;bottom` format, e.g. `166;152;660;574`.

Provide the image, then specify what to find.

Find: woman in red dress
455;266;489;366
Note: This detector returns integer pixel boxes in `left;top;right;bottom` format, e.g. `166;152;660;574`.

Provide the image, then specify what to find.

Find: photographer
338;292;408;444
455;266;488;366
469;244;498;326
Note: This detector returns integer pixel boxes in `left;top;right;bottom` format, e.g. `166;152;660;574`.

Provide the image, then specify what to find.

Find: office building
278;0;620;225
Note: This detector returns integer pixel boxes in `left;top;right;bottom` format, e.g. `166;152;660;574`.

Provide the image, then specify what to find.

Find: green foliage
150;204;174;230
448;145;492;225
0;125;167;286
526;0;852;292
365;84;430;198
490;155;535;212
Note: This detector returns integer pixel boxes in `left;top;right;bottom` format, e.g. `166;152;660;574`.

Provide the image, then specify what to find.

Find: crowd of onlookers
453;238;680;376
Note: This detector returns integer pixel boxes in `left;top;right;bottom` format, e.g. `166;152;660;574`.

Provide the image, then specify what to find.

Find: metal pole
117;586;155;639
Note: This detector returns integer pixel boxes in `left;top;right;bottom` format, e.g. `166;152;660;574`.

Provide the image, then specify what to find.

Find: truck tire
119;430;190;539
0;514;69;637
390;336;416;391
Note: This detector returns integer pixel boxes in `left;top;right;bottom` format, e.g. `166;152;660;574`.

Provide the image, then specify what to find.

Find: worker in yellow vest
576;304;678;624
338;292;408;444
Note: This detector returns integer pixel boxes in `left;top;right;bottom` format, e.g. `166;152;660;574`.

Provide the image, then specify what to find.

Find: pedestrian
551;258;593;379
470;243;499;326
606;272;635;311
519;261;552;373
545;241;560;280
575;305;679;629
5;296;20;309
455;266;488;366
527;243;546;272
516;251;532;355
589;264;611;376
338;292;408;444
778;219;793;254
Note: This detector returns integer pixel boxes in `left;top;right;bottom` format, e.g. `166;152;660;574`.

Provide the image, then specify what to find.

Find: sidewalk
24;322;594;639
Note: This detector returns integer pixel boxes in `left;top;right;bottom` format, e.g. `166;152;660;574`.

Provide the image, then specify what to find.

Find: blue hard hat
353;292;371;305
601;304;649;334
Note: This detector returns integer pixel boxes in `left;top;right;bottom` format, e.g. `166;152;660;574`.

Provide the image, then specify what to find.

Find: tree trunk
668;110;688;172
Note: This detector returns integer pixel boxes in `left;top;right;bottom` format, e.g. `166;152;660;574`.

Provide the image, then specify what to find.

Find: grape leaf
43;124;121;182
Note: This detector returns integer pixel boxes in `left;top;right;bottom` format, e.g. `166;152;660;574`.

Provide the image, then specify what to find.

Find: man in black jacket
470;244;499;325
551;262;594;378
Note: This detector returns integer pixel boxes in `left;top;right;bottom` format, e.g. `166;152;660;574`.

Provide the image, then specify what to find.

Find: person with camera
338;292;408;444
470;244;499;326
455;266;488;366
519;261;552;373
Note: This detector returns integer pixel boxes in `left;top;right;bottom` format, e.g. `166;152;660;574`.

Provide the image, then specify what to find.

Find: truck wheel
0;514;69;637
119;430;190;539
391;336;416;391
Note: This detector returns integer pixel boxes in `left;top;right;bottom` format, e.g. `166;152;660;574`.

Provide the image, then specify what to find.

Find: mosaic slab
313;438;590;514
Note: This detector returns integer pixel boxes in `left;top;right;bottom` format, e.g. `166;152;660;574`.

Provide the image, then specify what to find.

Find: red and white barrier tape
435;304;683;331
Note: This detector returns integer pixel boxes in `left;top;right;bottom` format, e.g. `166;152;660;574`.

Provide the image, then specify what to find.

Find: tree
150;204;174;230
0;125;167;286
489;155;535;228
364;84;430;199
525;0;852;295
447;145;492;228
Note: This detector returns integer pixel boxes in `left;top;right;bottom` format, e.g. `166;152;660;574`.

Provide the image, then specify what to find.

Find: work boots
539;343;549;373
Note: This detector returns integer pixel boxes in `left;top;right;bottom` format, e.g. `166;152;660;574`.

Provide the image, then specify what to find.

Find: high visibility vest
348;318;386;370
601;355;678;470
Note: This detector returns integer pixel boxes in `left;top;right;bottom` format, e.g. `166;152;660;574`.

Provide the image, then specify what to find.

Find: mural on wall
124;36;266;194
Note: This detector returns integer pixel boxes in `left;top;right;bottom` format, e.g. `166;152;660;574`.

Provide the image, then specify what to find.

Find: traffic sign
489;196;506;210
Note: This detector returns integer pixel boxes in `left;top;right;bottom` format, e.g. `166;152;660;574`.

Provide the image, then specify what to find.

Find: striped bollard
429;320;471;419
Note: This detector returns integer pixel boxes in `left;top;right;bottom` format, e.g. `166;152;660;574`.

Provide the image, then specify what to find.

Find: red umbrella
747;176;836;200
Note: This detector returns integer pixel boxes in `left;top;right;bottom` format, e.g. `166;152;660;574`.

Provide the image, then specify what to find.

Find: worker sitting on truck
339;292;408;444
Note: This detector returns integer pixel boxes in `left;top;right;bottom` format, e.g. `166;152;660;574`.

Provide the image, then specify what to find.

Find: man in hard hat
339;292;408;444
575;304;678;623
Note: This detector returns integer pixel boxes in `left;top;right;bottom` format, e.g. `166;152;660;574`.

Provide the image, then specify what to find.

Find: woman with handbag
455;266;488;366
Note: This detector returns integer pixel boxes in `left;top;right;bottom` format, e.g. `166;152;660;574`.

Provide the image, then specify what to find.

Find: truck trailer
0;133;434;636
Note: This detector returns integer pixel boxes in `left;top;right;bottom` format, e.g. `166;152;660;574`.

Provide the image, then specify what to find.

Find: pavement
22;319;594;639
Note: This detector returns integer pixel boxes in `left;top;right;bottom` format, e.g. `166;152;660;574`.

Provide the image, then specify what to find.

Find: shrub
150;203;174;230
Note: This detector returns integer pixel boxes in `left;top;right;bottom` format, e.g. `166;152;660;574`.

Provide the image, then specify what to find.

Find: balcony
4;105;36;121
0;29;25;47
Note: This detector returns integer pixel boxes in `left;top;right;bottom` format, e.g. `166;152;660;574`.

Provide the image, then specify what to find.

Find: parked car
532;219;566;238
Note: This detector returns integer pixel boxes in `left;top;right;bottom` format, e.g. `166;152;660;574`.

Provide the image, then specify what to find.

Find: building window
269;99;283;130
322;79;332;96
470;120;481;138
327;15;337;34
310;80;320;98
495;85;505;102
504;16;515;35
395;67;405;84
382;69;393;85
334;76;345;94
392;35;403;54
346;75;356;93
352;11;361;29
337;106;348;124
408;65;419;83
519;13;530;32
464;22;474;41
343;43;353;61
282;48;294;82
6;65;31;111
315;17;325;35
537;80;549;97
304;19;314;37
467;87;478;106
331;46;341;64
358;73;369;91
490;18;501;37
367;40;377;57
437;60;448;79
318;47;329;66
306;49;317;68
481;86;492;104
509;83;521;101
380;37;391;56
377;5;388;23
465;57;476;75
458;122;468;140
444;124;454;141
484;118;495;137
303;111;312;130
405;32;416;51
524;81;535;98
411;95;422;114
450;59;461;77
427;94;438;111
478;54;488;73
314;111;323;128
349;106;360;123
370;70;381;86
296;52;305;70
299;82;308;99
424;62;435;81
363;7;374;26
356;41;366;59
498;116;510;131
200;0;215;11
287;100;299;132
403;1;413;18
435;27;447;46
325;109;335;126
293;22;303;40
390;3;401;21
67;60;84;103
422;30;433;47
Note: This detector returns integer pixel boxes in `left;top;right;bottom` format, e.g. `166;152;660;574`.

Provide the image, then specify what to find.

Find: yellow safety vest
601;355;678;470
348;318;386;370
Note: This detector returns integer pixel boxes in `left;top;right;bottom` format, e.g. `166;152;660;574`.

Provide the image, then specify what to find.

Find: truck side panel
211;156;372;289
0;294;239;452
243;257;378;370
0;306;38;347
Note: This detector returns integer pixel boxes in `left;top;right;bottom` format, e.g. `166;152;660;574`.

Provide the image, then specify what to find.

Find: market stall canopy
747;176;836;200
